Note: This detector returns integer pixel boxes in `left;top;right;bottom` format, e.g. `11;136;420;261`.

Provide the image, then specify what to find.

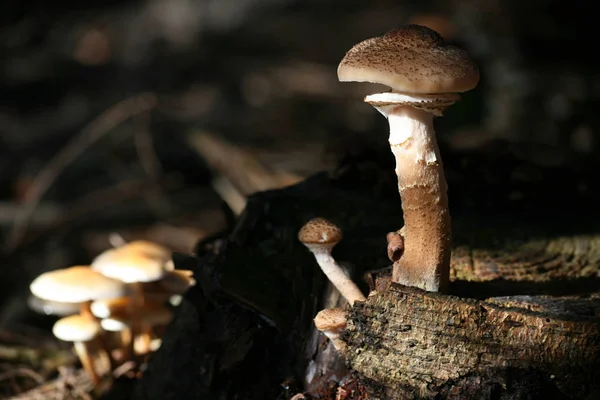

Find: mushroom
313;308;348;353
52;314;107;385
27;295;82;316
91;249;168;358
121;240;172;265
338;25;480;292
143;269;196;306
29;266;128;317
99;303;172;355
298;218;365;305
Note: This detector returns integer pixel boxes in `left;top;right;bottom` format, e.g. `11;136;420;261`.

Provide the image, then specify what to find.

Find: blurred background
0;0;598;396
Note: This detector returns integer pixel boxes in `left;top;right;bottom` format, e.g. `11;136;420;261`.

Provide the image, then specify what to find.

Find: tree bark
344;283;600;399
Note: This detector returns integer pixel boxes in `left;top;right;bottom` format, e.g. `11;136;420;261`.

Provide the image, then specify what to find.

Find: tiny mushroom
52;314;106;384
298;218;365;305
338;25;480;292
313;308;348;353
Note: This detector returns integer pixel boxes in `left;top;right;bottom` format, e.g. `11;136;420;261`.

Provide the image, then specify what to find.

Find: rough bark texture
385;106;451;292
344;284;600;399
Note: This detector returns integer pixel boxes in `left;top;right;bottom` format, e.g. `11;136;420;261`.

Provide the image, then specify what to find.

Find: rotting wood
344;283;600;399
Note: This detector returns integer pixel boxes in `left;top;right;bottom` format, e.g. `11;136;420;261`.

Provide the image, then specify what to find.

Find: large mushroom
338;25;480;292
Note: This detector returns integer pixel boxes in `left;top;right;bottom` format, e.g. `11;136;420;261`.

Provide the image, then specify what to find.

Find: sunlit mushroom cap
92;249;167;283
121;240;171;262
53;315;101;342
314;308;347;333
338;25;479;94
30;266;127;303
298;218;342;251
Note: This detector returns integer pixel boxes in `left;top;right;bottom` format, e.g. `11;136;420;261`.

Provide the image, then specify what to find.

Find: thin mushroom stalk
309;245;366;305
73;341;99;384
298;218;366;305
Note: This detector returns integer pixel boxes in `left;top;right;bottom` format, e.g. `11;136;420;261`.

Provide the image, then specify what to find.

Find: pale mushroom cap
337;25;479;94
53;315;101;342
121;240;171;262
101;317;129;332
314;308;347;332
298;218;342;249
92;249;167;283
90;297;131;319
28;295;82;316
30;266;127;303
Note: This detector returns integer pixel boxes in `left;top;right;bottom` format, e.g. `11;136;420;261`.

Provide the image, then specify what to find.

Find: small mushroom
52;315;106;384
29;266;128;317
313;308;348;353
100;303;172;355
338;25;480;292
27;295;82;316
386;230;405;262
91;248;169;357
298;218;366;305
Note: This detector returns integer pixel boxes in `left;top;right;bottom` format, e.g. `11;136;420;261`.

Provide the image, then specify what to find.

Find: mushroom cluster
299;25;480;365
28;240;195;384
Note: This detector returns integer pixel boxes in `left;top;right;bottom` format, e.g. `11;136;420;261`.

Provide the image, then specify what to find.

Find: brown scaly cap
314;308;347;332
338;25;479;94
297;218;342;247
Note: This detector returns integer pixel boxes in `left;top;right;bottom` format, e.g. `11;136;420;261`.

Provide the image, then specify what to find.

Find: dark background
0;0;598;396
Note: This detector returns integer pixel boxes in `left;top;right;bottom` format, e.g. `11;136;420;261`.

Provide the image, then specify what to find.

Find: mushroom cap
53;315;101;342
121;240;171;262
314;308;347;332
90;297;131;319
91;249;167;283
27;295;82;316
144;269;196;295
30;266;127;303
337;25;479;94
298;218;342;250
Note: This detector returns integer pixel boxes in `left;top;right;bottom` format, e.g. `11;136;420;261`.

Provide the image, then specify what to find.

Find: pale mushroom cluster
28;240;195;384
299;24;480;362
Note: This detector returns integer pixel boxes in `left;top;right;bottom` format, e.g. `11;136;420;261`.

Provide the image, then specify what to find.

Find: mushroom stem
311;249;366;305
376;103;450;292
73;341;99;385
79;301;94;319
129;282;145;358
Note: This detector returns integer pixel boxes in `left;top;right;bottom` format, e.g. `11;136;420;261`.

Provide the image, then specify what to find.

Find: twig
132;110;171;216
13;176;184;250
0;366;45;386
5;93;158;253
